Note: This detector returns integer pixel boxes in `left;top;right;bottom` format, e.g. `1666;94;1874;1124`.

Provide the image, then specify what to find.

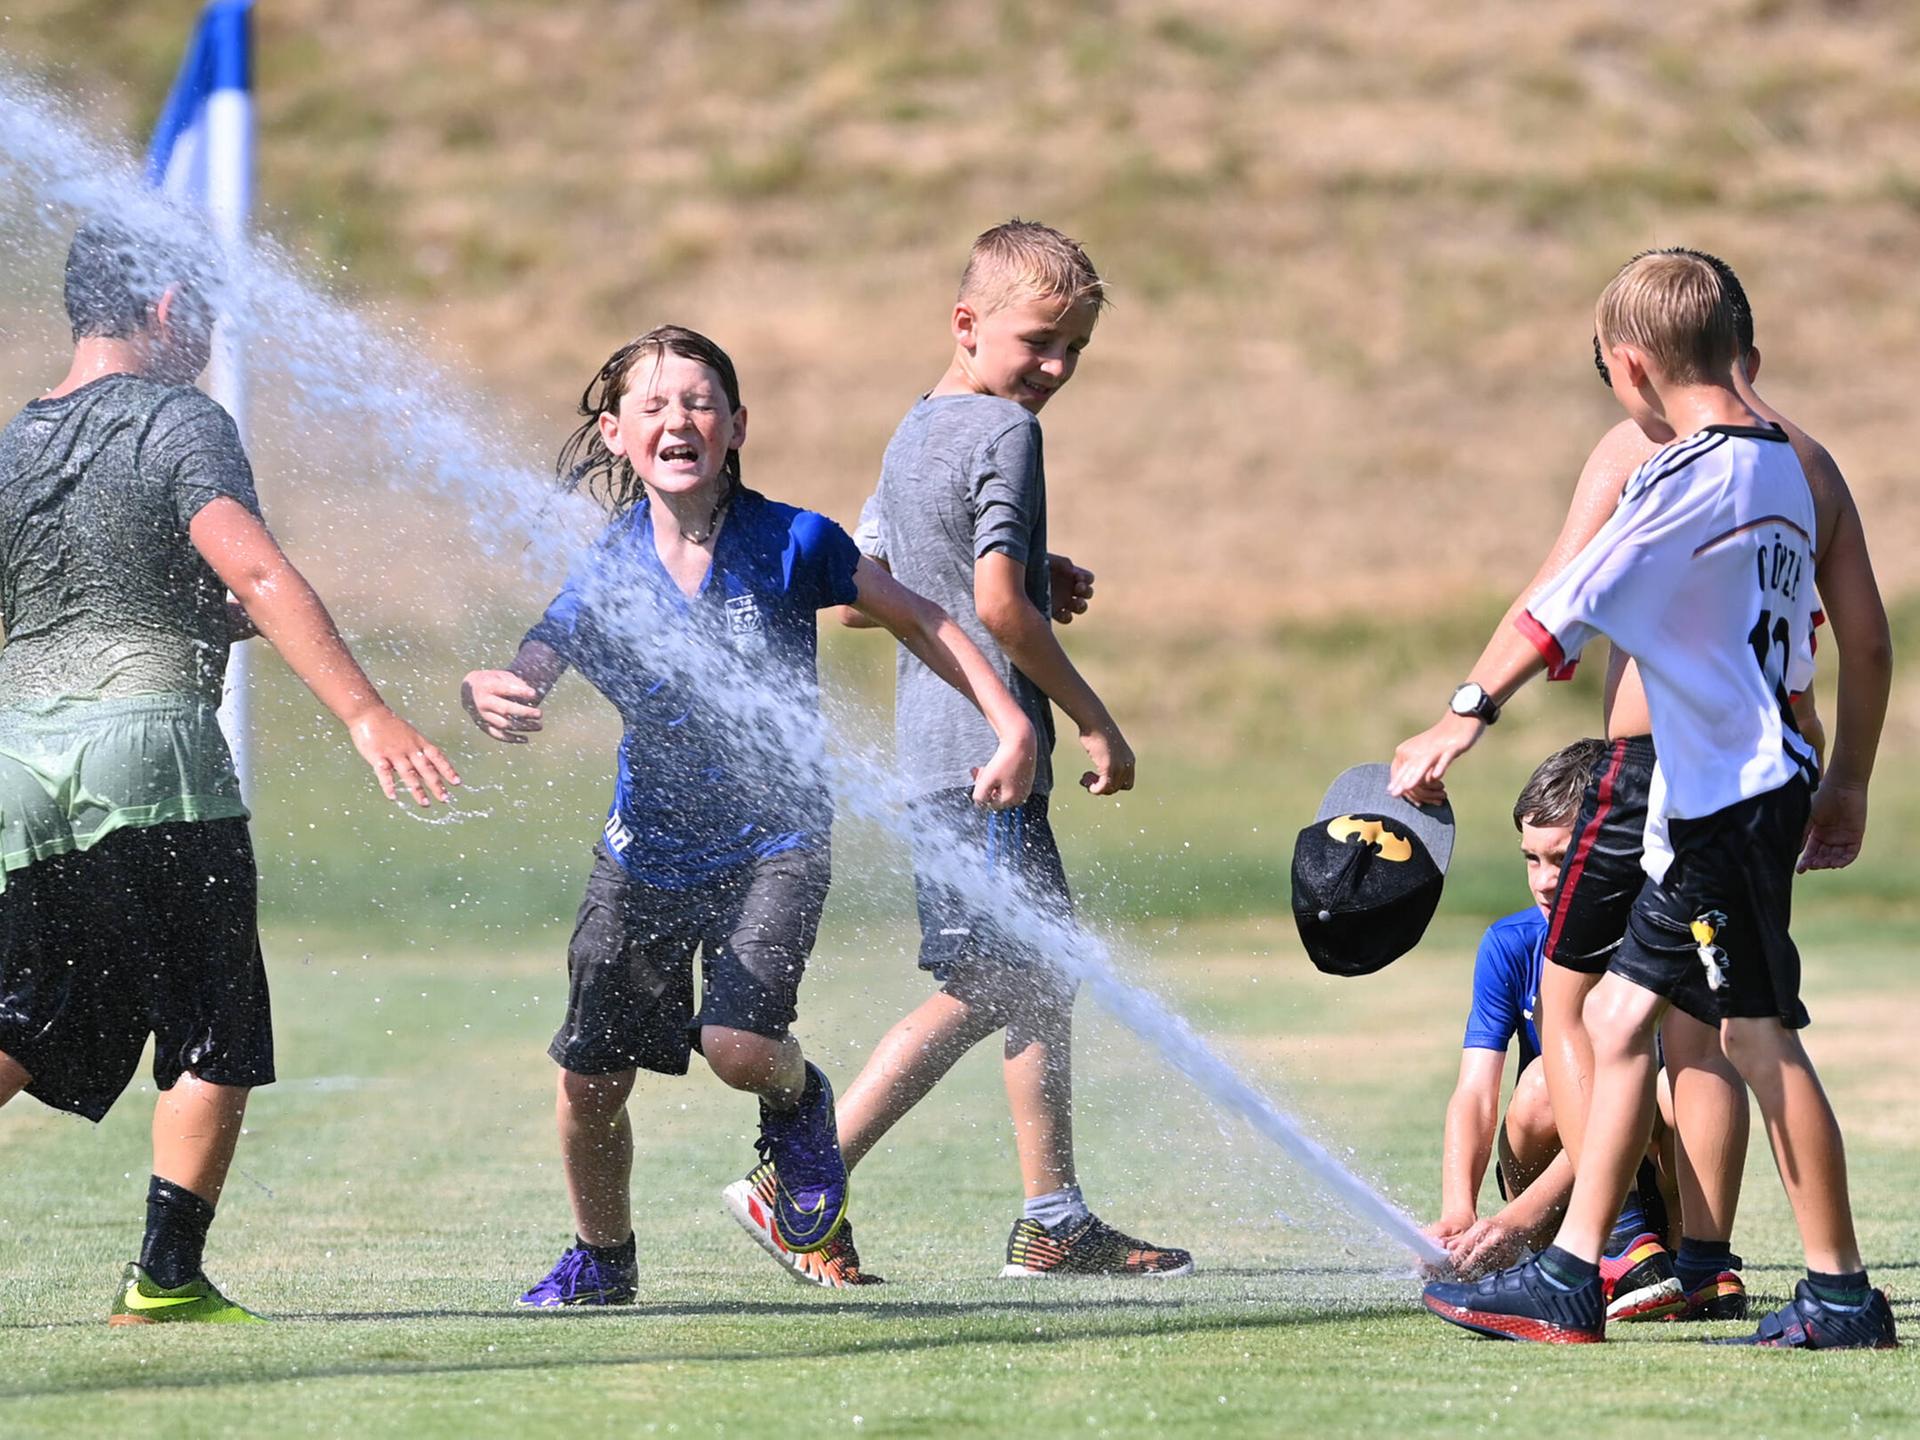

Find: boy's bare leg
1721;1018;1862;1274
701;1026;805;1107
556;1067;636;1248
0;1049;29;1107
1660;1010;1749;1243
1005;991;1076;1197
151;1075;250;1205
1539;963;1602;1168
1496;1060;1561;1196
836;991;1001;1171
1555;974;1666;1261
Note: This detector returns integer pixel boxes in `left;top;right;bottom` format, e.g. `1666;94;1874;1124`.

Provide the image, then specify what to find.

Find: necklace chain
678;488;733;544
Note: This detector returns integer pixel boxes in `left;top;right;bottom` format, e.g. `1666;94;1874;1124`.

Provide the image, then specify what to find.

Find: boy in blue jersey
1430;741;1675;1303
463;326;1036;1304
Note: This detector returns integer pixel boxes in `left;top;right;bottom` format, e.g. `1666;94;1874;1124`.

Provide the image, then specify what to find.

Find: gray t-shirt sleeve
147;391;262;531
970;416;1043;566
852;490;887;563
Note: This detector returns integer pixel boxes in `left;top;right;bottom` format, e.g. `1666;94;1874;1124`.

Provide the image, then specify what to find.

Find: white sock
1023;1185;1090;1231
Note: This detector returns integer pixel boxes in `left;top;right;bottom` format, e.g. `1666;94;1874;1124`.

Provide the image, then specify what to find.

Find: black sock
1674;1237;1735;1294
138;1175;216;1289
1536;1245;1599;1291
1805;1267;1871;1308
577;1233;635;1268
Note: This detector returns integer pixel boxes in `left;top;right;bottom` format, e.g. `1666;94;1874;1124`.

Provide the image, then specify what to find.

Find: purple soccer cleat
754;1062;848;1254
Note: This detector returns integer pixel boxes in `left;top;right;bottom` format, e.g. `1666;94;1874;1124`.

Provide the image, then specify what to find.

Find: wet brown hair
557;324;744;514
1513;738;1608;831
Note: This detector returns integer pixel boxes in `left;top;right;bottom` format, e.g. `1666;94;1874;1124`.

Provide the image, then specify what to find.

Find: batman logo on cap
1326;815;1412;862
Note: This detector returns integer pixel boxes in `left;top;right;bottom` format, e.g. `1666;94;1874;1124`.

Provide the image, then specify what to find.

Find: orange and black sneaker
722;1161;884;1289
1672;1266;1749;1321
1600;1232;1685;1322
1000;1214;1193;1278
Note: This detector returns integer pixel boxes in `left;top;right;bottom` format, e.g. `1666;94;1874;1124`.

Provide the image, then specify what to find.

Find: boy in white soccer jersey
1400;251;1893;1348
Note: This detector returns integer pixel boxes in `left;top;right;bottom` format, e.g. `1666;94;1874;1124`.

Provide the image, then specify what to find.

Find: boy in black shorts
1401;249;1891;1325
1401;251;1893;1348
0;222;458;1324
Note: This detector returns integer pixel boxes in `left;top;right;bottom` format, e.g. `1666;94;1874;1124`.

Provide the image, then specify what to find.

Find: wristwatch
1449;682;1501;725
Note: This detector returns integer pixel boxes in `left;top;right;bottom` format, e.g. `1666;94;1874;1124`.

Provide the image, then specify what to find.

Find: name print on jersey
1747;520;1811;712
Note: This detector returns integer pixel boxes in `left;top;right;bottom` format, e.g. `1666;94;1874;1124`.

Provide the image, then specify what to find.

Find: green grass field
3;687;1918;1436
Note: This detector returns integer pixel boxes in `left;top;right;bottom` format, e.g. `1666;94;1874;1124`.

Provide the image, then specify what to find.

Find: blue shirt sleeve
1462;919;1529;1054
785;510;862;610
523;583;584;661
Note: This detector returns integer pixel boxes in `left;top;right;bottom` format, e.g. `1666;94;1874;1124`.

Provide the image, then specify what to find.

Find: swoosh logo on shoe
122;1290;201;1312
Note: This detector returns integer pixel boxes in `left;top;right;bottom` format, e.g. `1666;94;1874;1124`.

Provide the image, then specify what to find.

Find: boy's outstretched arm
189;497;460;806
974;551;1133;796
849;557;1036;809
462;641;568;745
1431;1049;1505;1241
1800;466;1893;872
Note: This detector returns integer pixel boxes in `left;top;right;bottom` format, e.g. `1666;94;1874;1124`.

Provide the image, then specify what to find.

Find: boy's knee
559;1067;633;1115
699;1027;788;1095
1508;1063;1558;1148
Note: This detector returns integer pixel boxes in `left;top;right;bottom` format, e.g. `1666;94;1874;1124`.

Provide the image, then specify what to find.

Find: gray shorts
911;790;1076;1010
548;841;830;1077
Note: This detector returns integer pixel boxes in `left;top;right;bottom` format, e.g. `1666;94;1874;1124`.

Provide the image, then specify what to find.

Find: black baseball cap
1291;764;1454;977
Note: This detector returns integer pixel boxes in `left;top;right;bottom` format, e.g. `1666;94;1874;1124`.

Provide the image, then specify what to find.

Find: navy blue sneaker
1424;1255;1606;1344
1716;1281;1898;1349
516;1244;638;1308
755;1062;848;1254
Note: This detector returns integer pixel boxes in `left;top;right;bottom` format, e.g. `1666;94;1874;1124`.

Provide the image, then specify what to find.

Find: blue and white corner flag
148;0;257;791
147;0;253;208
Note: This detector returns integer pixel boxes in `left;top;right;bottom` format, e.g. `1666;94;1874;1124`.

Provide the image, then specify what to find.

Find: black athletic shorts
1545;736;1656;974
1610;778;1812;1030
0;819;273;1122
912;790;1075;1001
549;841;830;1077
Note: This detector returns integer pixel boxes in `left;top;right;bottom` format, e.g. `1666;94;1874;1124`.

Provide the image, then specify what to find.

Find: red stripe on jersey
1544;739;1628;961
1516;610;1578;681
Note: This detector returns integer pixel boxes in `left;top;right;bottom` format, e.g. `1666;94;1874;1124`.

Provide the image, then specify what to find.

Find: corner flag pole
147;1;256;795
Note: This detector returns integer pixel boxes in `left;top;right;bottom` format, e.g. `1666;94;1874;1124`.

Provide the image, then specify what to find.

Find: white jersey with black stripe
1520;423;1819;831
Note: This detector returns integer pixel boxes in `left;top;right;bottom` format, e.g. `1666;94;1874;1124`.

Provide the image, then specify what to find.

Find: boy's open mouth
658;443;699;464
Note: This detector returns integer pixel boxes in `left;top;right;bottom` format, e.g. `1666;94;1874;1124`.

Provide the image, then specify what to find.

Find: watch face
1451;684;1486;715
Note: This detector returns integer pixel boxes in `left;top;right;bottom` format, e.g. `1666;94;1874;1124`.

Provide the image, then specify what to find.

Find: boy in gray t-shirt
727;220;1190;1285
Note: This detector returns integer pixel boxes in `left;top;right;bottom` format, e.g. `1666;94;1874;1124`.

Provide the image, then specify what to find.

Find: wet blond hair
1595;251;1741;386
957;218;1108;318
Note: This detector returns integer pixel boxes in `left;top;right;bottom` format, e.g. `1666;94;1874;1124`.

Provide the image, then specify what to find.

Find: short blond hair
1595;251;1740;385
958;218;1108;317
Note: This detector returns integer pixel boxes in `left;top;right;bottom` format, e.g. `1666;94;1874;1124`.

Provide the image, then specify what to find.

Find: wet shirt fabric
525;488;861;889
1462;907;1547;1071
0;376;256;888
857;393;1055;799
0;374;258;707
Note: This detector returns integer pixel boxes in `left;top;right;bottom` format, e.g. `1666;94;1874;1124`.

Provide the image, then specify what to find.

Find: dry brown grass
5;0;1919;639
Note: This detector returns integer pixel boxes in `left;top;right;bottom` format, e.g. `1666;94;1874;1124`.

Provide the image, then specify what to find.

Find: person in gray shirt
726;219;1191;1285
0;221;458;1324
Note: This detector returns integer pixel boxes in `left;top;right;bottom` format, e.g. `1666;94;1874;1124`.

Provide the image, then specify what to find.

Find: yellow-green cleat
108;1262;265;1326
